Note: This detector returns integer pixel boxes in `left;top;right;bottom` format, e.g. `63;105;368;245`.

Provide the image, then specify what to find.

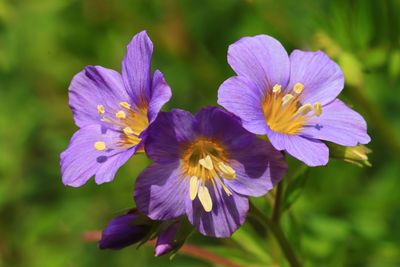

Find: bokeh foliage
1;0;400;266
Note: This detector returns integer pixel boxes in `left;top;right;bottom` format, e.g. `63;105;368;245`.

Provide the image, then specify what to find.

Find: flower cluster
61;31;370;255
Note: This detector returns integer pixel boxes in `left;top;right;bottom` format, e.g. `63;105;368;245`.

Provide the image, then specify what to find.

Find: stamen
198;186;212;212
313;102;322;116
189;176;199;200
295;103;312;116
199;155;214;170
218;162;236;179
101;117;125;128
293;82;304;94
119;102;131;109
222;185;232;196
262;82;310;135
272;84;282;93
115;110;126;119
282;94;294;107
123;127;134;135
94;141;106;151
221;184;232;196
97;104;105;114
214;176;233;196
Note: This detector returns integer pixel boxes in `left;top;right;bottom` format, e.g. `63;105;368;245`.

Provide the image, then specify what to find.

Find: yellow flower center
93;101;149;150
181;138;236;212
262;82;322;135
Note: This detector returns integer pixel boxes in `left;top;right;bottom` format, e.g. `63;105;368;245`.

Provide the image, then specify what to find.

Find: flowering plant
61;31;370;267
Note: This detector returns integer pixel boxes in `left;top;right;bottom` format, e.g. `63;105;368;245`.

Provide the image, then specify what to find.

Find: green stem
249;203;302;267
272;181;283;223
265;217;302;267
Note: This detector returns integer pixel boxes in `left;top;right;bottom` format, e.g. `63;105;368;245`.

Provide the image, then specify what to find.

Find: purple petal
287;50;344;105
186;184;249;238
225;138;287;197
268;131;329;166
147;69;172;123
60;125;136;187
145;109;195;164
193;107;251;149
193;106;241;137
154;222;180;256
227;34;290;92
69;66;128;128
99;211;150;250
217;76;268;135
122;31;153;105
301;99;370;146
134;162;188;220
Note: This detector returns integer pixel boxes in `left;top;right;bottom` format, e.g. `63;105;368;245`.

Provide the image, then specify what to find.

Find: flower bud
154;222;180;257
328;143;372;167
99;209;151;250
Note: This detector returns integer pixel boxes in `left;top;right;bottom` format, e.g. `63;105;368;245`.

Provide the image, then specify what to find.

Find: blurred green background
1;0;400;266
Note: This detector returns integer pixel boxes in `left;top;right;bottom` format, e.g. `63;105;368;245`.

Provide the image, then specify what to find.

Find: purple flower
99;210;151;250
60;31;171;186
218;35;370;166
154;222;180;256
134;107;287;237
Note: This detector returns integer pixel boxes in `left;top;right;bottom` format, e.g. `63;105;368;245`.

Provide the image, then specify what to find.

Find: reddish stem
148;240;243;267
83;231;243;267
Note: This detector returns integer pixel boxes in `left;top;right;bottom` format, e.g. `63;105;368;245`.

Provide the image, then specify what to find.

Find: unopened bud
154;222;180;257
99;209;151;250
329;143;372;167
